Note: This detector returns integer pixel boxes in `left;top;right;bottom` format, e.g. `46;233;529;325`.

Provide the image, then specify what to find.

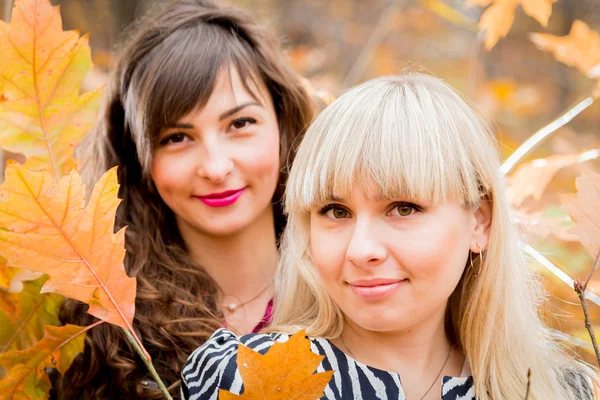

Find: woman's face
309;183;490;332
151;68;280;237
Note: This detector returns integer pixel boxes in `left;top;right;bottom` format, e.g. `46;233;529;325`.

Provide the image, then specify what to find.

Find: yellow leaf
0;324;87;399
562;170;600;260
530;20;600;94
219;330;334;399
0;161;136;329
0;276;63;352
467;0;557;49
0;0;102;181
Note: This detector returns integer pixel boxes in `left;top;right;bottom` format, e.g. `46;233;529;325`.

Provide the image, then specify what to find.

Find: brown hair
53;0;313;398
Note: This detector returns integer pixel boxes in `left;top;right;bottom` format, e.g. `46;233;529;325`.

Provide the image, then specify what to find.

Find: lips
349;278;407;300
195;188;246;207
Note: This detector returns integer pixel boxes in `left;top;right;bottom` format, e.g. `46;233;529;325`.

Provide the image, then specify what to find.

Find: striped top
181;328;476;400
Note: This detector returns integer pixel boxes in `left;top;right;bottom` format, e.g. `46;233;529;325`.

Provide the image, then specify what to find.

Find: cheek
240;129;281;183
310;223;348;283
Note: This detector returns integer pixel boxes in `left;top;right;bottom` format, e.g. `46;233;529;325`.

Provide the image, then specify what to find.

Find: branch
524;368;531;400
574;277;600;368
500;96;594;176
122;327;173;400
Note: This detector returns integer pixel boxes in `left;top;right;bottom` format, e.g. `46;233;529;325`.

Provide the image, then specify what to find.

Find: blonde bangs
286;75;488;214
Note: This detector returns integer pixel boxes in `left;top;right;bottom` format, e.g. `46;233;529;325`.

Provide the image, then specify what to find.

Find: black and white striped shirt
181;328;476;400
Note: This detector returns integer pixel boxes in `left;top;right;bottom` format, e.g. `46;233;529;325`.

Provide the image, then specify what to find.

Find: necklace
339;335;454;400
221;281;272;312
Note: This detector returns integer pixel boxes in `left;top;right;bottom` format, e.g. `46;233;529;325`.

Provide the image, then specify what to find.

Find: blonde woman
181;74;596;400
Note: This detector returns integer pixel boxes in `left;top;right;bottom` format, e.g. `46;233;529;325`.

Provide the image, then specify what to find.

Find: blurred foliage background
1;0;598;367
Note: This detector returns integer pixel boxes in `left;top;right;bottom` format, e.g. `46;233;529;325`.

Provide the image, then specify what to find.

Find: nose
345;218;387;268
196;138;233;184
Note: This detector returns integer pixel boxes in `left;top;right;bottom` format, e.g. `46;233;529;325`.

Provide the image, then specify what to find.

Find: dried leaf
506;149;600;207
219;330;334;399
0;0;102;180
0;161;136;329
0;260;18;291
0;276;63;352
0;324;86;399
467;0;557;49
530;20;600;96
562;170;600;261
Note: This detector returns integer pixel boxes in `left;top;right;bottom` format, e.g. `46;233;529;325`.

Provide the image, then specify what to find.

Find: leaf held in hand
0;0;102;180
466;0;556;49
219;330;334;400
0;161;136;329
0;324;86;399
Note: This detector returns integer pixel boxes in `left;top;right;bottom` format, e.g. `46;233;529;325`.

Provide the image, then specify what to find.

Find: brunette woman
53;0;313;398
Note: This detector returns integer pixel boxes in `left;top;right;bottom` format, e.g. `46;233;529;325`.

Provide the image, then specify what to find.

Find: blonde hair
272;74;595;400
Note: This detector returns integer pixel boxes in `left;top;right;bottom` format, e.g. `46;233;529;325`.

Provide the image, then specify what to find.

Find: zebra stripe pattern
181;328;475;400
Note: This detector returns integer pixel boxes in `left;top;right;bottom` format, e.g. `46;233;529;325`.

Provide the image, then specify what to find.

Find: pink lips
196;188;246;207
349;279;407;300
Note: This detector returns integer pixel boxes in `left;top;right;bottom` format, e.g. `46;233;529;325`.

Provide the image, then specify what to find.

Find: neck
178;206;278;301
340;307;460;378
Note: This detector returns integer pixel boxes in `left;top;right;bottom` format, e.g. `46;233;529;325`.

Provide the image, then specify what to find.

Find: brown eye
397;205;414;216
230;117;256;130
331;207;348;219
159;133;187;146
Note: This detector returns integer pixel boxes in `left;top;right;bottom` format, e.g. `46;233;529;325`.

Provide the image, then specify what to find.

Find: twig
122;327;174;400
583;249;600;292
500;95;594;176
524;368;531;400
574;279;600;368
341;1;400;89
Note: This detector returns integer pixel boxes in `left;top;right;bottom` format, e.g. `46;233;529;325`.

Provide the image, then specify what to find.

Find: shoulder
181;329;297;399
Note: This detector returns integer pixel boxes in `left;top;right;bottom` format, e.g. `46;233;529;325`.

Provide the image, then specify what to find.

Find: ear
470;199;491;253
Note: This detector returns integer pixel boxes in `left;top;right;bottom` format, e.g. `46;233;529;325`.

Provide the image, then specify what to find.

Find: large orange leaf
0;0;102;180
530;20;600;97
0;161;135;329
219;330;334;400
466;0;556;50
0;276;63;352
562;170;600;274
0;324;87;399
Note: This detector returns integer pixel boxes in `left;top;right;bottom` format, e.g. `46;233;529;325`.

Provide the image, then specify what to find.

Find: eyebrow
164;101;262;129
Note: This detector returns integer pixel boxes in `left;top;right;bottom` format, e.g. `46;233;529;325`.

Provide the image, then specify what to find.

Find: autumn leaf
506;149;600;208
0;260;18;291
219;330;334;400
0;161;136;329
0;0;102;180
562;170;600;264
0;276;63;352
0;324;88;399
466;0;556;50
530;20;600;97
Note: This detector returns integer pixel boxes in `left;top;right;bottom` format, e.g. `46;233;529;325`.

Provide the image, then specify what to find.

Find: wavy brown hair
52;0;313;398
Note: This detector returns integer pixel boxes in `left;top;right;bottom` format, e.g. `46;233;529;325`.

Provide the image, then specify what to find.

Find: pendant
226;303;238;312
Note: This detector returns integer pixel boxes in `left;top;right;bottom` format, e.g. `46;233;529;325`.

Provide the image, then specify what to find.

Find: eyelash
317;202;423;218
158;117;257;146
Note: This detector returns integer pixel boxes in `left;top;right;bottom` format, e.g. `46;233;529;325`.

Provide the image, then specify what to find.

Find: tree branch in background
573;251;600;368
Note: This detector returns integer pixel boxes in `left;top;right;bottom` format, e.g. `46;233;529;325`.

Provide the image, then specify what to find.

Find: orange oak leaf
0;324;88;399
0;161;136;329
0;276;63;352
0;260;17;291
562;170;600;262
530;20;600;97
466;0;556;50
219;330;334;400
0;0;102;181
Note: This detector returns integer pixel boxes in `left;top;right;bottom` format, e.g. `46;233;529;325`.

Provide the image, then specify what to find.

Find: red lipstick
196;188;246;207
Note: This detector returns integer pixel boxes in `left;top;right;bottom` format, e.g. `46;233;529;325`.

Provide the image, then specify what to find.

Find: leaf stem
524;368;531;400
500;96;594;176
121;327;173;400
